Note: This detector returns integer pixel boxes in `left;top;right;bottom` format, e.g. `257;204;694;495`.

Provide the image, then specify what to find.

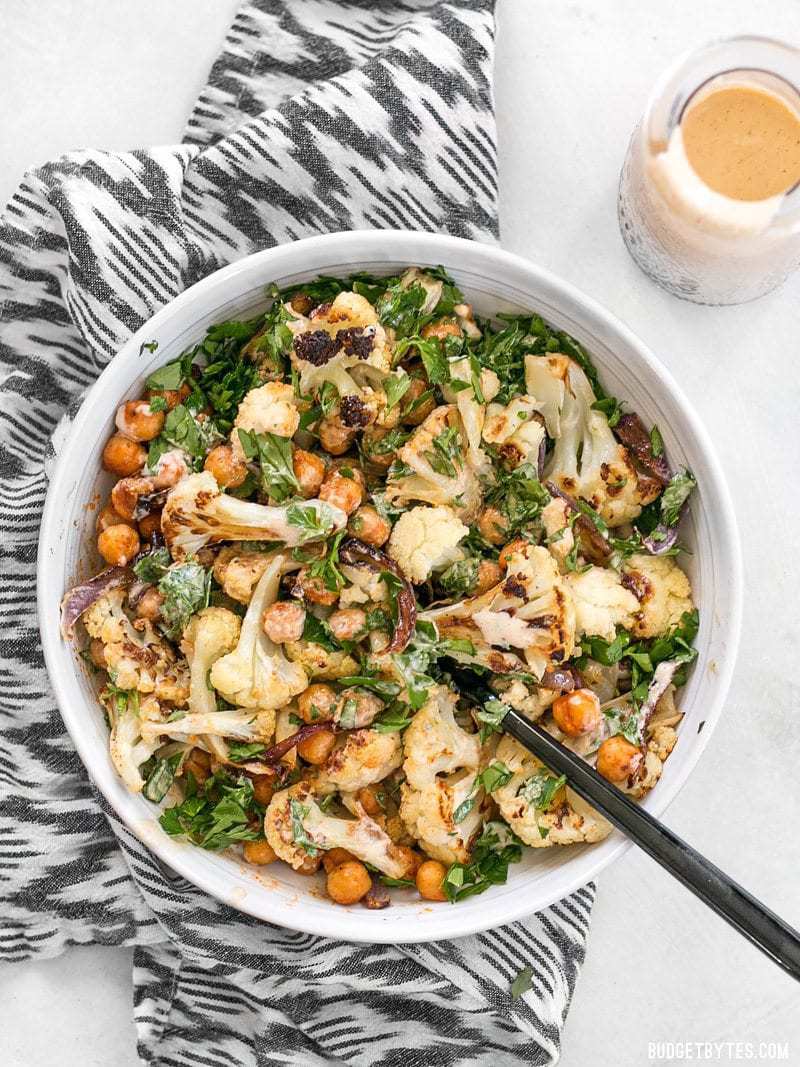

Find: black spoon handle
502;708;800;982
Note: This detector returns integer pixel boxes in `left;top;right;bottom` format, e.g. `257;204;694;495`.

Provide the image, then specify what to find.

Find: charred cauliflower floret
84;588;188;703
399;686;488;864
541;495;575;570
106;693;163;793
482;395;546;470
209;555;308;709
525;354;661;527
564;565;639;641
621;553;694;638
316;729;403;794
445;354;499;472
287;290;391;400
265;783;408;877
493;735;612;847
422;542;576;679
162;471;346;560
212;544;273;604
492;677;557;724
231;382;299;461
284;639;360;680
387;504;468;584
385;405;482;522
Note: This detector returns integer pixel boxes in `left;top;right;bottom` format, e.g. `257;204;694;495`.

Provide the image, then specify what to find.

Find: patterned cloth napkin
0;2;595;1063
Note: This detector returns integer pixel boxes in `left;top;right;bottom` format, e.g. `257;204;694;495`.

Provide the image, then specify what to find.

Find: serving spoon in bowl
446;664;800;982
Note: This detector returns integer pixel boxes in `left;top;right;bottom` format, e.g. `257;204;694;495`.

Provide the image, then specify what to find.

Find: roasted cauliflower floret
399;686;487;864
446;354;499;472
525;354;661;527
84;588;188;702
385;405;482;522
492;735;612;847
387;504;468;583
162;471;346;559
209;555;308;709
212;544;273;604
492;677;557;724
284;639;360;680
106;693;162;793
422;542;576;678
482;395;546;469
564;565;639;641
316;729;402;793
541;495;575;570
621;553;694;638
231;382;299;460
287;290;391;399
265;783;408;877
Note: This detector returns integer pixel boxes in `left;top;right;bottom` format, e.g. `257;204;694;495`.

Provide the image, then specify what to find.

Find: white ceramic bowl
38;231;742;943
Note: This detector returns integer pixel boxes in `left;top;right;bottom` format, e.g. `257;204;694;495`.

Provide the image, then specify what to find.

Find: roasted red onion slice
642;524;679;556
540;667;583;692
339;537;416;653
545;481;611;564
60;566;132;638
259;722;335;765
614;413;671;486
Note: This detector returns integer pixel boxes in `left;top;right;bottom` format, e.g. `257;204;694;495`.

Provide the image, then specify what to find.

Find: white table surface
2;2;799;1064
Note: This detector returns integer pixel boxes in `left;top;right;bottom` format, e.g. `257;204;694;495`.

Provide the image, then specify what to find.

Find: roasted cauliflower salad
62;267;699;906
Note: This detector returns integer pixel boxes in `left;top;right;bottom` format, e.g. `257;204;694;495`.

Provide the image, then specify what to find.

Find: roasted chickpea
552;689;602;737
297;570;339;606
392;845;423;880
297;727;336;765
296;853;323;875
318;413;356;455
357;785;383;817
337;688;383;728
152;450;189;489
252;776;276;806
88;638;107;669
262;601;306;643
102;433;147;477
475;559;503;595
138;512;162;540
242;839;277;866
97;523;140;566
96;503;135;533
596;735;643;783
289;292;314;315
297;683;338;724
146;381;191;411
184;747;212;784
111;475;156;521
498;537;528;569
115;400;165;442
420;317;462;341
322;847;356;874
347;505;391;547
361;425;395;469
327;860;372;905
416;859;448;902
477;506;508;546
319;470;363;515
204;444;247;489
401;377;435;425
293;448;326;497
328;608;367;641
135;587;164;622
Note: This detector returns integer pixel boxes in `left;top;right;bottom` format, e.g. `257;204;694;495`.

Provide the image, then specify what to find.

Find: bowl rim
38;229;743;943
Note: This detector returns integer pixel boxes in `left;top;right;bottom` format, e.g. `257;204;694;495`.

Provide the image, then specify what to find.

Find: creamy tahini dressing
648;83;800;237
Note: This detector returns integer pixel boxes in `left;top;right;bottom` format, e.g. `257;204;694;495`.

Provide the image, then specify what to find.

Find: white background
1;1;799;1064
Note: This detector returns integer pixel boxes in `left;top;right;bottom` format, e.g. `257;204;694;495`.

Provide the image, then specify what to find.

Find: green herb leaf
227;741;267;762
384;371;412;410
238;429;300;502
159;768;262;851
133;546;172;584
475;698;509;743
289;798;319;856
659;469;697;526
650;424;664;457
518;770;567;810
285;502;338;543
511;965;534;999
158;562;211;639
443;821;523;902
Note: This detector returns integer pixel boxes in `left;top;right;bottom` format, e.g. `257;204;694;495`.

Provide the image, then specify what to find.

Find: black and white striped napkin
0;2;594;1063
